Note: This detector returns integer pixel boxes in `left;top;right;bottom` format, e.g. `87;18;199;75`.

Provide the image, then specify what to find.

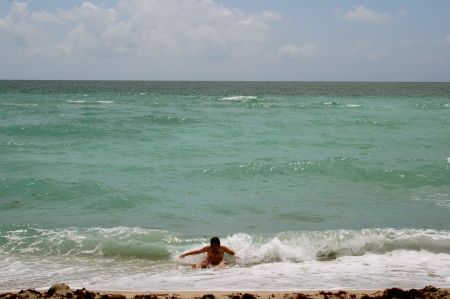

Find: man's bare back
179;237;236;268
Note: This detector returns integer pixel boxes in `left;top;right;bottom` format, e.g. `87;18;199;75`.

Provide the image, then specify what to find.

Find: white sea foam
2;250;449;292
2;103;38;106
221;96;258;101
2;229;450;291
66;100;113;103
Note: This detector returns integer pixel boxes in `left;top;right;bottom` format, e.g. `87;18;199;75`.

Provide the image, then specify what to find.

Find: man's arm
179;246;209;258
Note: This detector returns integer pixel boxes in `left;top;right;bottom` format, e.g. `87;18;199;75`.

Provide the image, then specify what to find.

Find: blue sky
1;0;449;81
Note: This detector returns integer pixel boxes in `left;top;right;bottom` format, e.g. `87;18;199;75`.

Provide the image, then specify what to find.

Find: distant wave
220;96;258;101
66;100;114;104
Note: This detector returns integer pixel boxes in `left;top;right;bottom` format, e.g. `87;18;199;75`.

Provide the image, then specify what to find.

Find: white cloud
341;6;393;25
430;34;450;47
278;42;320;60
402;40;426;46
423;53;449;64
0;2;53;54
277;40;388;62
405;34;450;47
0;0;281;59
349;41;388;59
444;34;450;45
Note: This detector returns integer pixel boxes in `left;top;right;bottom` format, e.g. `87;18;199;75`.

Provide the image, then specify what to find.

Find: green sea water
1;81;450;291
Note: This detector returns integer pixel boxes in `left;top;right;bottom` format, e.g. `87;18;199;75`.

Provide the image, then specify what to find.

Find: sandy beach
1;284;449;299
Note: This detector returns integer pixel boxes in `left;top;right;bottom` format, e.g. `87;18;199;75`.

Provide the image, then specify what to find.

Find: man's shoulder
201;245;211;251
220;245;235;254
220;245;232;251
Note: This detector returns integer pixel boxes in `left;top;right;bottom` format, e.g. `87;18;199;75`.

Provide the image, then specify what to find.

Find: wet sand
1;284;449;299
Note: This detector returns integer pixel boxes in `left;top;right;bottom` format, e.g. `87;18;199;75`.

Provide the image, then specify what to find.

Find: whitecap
66;100;113;104
221;96;257;101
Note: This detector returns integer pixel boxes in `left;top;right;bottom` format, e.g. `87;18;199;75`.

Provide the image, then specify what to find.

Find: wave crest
2;226;449;264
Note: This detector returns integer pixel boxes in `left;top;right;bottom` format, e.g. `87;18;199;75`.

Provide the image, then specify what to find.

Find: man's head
210;237;220;246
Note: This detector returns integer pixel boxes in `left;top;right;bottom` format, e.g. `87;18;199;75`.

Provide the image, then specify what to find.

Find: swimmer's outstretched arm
179;246;209;258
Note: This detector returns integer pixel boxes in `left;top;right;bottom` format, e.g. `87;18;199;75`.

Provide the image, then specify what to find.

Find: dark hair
210;237;220;245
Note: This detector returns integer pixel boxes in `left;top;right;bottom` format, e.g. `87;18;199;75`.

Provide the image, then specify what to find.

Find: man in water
179;237;236;268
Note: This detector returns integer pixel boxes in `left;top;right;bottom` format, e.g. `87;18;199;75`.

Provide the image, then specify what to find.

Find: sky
0;0;449;81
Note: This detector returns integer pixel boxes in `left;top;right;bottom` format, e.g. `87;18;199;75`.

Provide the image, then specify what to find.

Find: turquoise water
1;81;450;291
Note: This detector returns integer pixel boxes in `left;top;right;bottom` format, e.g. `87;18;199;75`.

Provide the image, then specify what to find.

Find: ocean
1;80;450;292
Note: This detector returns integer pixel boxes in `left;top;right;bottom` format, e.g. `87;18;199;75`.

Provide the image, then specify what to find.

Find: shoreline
1;284;449;299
